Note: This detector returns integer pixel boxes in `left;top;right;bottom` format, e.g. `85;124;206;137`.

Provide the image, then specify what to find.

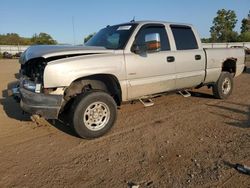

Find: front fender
43;54;125;88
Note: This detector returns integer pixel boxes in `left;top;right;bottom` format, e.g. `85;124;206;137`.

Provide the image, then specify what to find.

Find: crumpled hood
19;45;114;64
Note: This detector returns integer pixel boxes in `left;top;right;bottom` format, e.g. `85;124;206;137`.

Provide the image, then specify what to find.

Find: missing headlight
23;80;42;93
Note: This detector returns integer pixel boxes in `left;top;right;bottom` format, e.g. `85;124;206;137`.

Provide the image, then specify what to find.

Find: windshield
85;24;137;50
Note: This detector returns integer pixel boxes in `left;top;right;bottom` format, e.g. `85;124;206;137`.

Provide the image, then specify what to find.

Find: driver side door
125;24;176;99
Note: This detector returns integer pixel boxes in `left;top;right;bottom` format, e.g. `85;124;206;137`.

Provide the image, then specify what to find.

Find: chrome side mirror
145;33;161;52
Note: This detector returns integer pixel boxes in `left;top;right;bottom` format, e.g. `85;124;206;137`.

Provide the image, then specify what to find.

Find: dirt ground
0;59;250;188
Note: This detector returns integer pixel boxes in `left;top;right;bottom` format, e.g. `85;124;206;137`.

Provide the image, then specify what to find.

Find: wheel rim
222;78;231;95
83;102;110;131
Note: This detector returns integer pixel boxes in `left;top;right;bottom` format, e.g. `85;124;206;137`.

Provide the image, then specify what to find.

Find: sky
0;0;249;44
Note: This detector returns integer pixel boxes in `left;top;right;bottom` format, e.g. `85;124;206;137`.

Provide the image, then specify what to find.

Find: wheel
212;72;234;99
71;91;117;139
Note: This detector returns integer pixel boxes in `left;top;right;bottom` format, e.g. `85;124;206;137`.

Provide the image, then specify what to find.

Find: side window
135;26;170;51
170;25;198;50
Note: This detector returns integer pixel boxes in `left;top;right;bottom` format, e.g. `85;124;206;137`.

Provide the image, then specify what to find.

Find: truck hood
19;45;114;64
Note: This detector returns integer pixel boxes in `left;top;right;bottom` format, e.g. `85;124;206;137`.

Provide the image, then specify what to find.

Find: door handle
195;55;201;60
167;56;175;62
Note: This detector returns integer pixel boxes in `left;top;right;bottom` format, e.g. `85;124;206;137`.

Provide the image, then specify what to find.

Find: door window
170;25;198;50
135;26;170;51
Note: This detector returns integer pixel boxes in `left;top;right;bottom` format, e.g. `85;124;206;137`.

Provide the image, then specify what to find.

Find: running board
139;98;154;107
178;90;191;98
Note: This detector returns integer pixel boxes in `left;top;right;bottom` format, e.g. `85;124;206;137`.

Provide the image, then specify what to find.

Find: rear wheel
212;72;233;99
71;91;117;139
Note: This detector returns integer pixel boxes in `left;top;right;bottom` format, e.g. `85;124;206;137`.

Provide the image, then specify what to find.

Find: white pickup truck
13;21;246;138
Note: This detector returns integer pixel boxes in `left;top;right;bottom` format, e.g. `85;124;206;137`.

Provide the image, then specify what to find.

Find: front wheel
71;91;117;139
212;72;234;99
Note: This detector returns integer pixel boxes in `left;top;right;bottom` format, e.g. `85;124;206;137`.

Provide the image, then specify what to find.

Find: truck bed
204;48;245;84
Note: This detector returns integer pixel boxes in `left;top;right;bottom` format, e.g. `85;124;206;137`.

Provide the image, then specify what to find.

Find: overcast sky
0;0;249;44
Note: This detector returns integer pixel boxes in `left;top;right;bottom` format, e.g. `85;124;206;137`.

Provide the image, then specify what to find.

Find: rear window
170;25;198;50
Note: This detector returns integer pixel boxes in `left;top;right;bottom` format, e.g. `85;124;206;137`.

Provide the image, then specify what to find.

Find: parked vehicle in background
3;52;13;59
10;21;246;139
0;52;22;59
14;52;22;58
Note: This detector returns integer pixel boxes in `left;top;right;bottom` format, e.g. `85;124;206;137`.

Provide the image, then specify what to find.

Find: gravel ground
0;59;250;188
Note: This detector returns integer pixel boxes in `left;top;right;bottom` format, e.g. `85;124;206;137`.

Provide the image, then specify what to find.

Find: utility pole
72;16;76;45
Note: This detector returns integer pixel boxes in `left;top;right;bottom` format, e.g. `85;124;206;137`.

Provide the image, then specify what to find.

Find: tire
71;91;117;139
212;72;234;99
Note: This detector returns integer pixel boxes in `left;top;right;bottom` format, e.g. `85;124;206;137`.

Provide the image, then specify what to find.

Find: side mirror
145;33;161;52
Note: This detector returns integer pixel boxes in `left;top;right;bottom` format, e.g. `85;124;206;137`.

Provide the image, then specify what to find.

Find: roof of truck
115;20;193;27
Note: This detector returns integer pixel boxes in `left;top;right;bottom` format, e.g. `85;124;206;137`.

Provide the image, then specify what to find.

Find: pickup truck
13;21;246;139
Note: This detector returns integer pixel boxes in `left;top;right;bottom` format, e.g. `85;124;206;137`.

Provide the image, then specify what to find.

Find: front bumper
19;87;63;119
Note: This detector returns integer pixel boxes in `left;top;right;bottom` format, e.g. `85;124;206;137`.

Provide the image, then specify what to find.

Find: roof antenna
130;16;135;23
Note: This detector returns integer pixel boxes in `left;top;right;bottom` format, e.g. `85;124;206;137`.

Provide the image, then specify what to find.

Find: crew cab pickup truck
13;21;246;139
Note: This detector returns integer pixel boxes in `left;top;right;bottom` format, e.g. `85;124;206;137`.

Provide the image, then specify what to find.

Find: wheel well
222;58;237;75
64;74;122;106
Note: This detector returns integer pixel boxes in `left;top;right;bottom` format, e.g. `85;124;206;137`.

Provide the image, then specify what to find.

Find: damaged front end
20;58;46;91
10;45;111;119
20;57;46;94
10;57;64;119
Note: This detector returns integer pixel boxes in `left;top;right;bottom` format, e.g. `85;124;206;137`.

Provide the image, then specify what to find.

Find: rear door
170;25;206;89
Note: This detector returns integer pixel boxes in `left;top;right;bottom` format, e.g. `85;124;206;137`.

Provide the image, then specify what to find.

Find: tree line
0;32;57;45
202;9;250;42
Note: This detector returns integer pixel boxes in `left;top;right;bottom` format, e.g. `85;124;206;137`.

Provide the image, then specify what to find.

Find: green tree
241;19;249;33
241;11;250;33
31;33;57;45
238;32;250;42
22;37;32;45
201;38;210;43
84;33;95;43
0;33;23;45
210;9;238;42
239;11;250;42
